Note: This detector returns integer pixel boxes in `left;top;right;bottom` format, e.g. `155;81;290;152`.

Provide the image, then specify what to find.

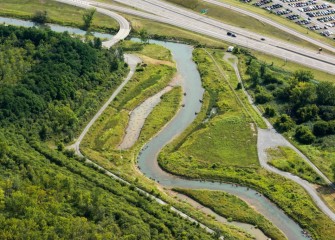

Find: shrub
264;106;276;117
295;104;319;123
32;10;48;24
274;114;294;132
295;126;315;144
319;105;335;121
255;92;273;104
293;70;314;82
313;121;329;136
236;82;242;90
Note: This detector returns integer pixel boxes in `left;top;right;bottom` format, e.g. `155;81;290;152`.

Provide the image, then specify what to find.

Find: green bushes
255;91;273;104
264;106;276;117
295;126;315;144
267;147;325;185
274;114;295;132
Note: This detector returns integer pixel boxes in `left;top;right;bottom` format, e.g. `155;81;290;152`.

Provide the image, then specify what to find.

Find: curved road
56;0;130;47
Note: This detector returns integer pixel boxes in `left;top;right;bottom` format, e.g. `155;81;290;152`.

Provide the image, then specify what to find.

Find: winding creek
136;40;309;240
1;17;310;240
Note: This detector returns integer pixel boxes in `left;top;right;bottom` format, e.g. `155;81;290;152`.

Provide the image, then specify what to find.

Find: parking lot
250;0;335;39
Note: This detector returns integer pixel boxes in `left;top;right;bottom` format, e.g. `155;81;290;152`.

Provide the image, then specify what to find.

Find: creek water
0;16;113;39
135;39;310;240
0;17;310;239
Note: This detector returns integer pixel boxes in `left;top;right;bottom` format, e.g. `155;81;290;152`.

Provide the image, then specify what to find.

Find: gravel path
223;52;335;222
69;54;142;156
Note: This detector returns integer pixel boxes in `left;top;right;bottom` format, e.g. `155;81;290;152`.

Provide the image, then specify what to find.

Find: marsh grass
175;188;287;240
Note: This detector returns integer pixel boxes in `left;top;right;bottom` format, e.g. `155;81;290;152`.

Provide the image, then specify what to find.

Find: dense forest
0;25;126;142
0;26;216;239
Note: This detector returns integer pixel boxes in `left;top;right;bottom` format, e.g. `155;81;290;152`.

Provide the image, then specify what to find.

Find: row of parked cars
287;14;300;20
288;1;317;8
299;3;331;12
263;3;283;10
253;0;273;7
296;19;312;24
321;30;333;36
275;9;293;15
317;15;335;22
280;0;301;3
306;9;335;17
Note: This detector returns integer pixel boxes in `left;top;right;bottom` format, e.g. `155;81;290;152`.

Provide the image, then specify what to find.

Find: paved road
102;0;335;74
205;0;335;53
56;0;130;46
223;52;335;222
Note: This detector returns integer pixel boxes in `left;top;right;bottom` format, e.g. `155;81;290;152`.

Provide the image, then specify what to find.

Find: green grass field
175;188;287;240
167;48;259;169
180;114;258;167
267;146;326;185
120;41;173;62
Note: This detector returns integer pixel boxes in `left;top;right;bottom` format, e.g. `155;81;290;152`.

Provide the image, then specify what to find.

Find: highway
204;0;335;53
92;0;335;75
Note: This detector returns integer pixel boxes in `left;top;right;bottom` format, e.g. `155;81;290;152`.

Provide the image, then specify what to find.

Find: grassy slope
158;48;335;240
267;146;326;185
0;0;118;32
175;188;286;240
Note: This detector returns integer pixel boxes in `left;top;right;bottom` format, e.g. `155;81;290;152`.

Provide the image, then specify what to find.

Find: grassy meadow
267;146;326;185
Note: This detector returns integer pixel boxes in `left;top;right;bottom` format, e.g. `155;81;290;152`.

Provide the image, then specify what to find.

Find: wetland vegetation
158;48;335;240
